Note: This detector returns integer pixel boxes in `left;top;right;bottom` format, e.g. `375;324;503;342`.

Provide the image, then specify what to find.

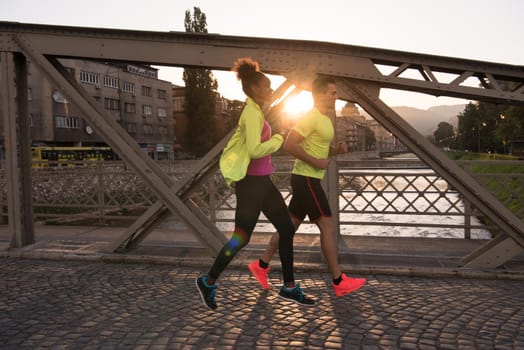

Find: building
337;103;369;151
172;83;242;158
337;102;403;152
172;84;189;158
3;59;175;160
366;120;392;151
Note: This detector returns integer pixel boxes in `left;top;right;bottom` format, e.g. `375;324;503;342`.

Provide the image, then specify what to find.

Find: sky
2;0;523;110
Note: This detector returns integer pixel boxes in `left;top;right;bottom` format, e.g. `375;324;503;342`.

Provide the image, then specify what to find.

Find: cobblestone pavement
1;258;524;349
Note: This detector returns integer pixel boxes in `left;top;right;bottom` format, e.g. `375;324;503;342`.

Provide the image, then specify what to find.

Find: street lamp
500;114;507;154
477;121;487;153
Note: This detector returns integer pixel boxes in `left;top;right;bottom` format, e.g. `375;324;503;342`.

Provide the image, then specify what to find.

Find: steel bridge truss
1;22;523;268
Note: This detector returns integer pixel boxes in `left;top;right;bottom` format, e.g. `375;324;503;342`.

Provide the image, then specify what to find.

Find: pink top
247;120;275;176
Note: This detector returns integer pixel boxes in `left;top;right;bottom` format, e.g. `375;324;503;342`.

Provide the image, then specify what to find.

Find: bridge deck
1;224;523;279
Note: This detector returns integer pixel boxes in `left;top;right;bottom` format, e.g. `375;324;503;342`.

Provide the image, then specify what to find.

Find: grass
444;150;520;161
445;151;524;235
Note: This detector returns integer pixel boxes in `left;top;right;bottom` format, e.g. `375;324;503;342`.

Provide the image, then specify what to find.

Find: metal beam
1;52;34;247
106;135;228;252
1;52;22;246
12;34;228;254
459;233;523;268
0;21;522;105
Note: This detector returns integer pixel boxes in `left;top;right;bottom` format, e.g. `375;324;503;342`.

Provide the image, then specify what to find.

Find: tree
496;106;524;154
183;7;220;157
476;102;505;153
456;101;509;153
433;121;455;149
222;99;244;133
456;102;480;152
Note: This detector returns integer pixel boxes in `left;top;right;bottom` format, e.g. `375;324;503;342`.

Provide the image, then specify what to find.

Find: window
126;123;137;134
173;96;185;112
143;124;153;135
103;75;119;89
122;81;135;94
104;98;120;110
141;86;152;97
55;115;79;129
126;65;157;78
159;126;168;136
157;107;167;119
125;103;136;113
80;70;100;85
142;104;152;116
157;89;167;99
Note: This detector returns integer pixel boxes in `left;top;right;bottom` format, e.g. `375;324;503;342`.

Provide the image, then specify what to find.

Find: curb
2;249;523;281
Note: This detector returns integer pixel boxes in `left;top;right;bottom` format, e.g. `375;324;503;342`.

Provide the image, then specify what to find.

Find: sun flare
283;91;313;118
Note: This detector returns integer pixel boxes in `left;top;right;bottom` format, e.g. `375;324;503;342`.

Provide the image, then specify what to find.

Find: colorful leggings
208;175;295;283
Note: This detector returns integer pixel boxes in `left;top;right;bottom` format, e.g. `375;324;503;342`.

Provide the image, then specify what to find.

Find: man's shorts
288;174;332;222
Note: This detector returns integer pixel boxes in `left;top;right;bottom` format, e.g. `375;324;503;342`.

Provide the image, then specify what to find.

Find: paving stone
0;258;523;348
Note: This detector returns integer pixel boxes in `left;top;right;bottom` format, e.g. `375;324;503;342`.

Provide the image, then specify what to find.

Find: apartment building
337;102;402;152
4;59;175;160
337;102;369;152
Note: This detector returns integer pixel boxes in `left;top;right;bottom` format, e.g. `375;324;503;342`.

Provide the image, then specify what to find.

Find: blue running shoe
278;283;315;307
196;276;217;310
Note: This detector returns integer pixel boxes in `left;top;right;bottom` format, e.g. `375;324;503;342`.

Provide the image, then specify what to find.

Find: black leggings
208;175;295;283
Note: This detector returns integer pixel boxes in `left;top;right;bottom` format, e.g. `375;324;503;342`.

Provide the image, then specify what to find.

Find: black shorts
288;174;332;222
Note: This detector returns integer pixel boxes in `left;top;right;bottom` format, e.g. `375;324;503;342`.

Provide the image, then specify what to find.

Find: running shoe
248;260;270;290
196;276;217;310
332;273;366;297
278;283;316;306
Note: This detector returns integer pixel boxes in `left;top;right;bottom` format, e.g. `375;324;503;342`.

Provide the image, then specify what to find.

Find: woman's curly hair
231;57;267;98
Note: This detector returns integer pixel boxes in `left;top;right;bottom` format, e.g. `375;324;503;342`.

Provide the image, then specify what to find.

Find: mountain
360;104;466;136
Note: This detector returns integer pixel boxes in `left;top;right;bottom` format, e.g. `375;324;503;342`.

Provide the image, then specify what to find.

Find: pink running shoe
248;260;270;290
332;273;366;297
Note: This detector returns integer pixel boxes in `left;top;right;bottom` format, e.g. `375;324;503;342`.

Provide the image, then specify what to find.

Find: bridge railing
1;158;522;240
336;160;484;239
205;159;491;239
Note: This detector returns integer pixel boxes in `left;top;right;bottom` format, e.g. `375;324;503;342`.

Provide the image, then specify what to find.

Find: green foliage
445;151;524;234
471;164;524;228
496;106;524;147
184;6;208;33
444;150;519;161
222;99;244;133
183;7;220;157
433;121;455;148
455;102;524;154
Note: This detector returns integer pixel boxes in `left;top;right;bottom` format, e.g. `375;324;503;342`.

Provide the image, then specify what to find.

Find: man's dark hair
312;76;336;96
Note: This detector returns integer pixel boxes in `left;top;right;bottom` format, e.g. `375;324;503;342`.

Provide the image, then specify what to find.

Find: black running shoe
278;283;315;306
196;276;217;310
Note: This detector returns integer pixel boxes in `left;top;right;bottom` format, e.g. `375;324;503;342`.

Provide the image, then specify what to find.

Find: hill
360;104;466;136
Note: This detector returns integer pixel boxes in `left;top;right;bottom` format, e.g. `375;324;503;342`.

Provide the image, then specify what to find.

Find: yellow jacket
219;98;283;185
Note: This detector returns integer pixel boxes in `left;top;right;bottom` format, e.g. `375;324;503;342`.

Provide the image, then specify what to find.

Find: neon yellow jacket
219;98;283;185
